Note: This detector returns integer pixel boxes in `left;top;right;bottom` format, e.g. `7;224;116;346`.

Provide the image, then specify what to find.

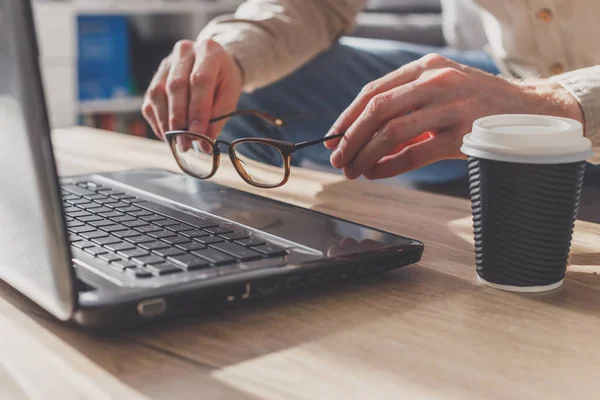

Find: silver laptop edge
0;0;76;319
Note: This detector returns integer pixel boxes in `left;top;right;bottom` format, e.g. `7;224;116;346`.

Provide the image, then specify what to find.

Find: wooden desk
1;127;600;400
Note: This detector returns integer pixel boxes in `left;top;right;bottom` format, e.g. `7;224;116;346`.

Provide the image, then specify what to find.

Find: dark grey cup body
467;157;586;287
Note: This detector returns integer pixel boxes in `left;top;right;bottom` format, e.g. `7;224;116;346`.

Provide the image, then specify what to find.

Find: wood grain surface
0;127;599;400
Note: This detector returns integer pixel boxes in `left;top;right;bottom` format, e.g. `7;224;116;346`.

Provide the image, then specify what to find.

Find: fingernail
189;120;202;133
330;148;343;168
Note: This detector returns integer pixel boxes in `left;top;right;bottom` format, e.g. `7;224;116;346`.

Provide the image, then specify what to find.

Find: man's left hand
325;53;584;180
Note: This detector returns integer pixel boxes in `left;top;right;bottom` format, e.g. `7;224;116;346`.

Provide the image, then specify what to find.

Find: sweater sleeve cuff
197;17;262;92
550;66;600;150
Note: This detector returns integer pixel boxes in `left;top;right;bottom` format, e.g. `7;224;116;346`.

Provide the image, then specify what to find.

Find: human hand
142;39;243;142
325;54;584;180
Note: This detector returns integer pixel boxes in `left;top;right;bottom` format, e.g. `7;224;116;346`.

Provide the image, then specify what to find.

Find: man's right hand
142;39;243;141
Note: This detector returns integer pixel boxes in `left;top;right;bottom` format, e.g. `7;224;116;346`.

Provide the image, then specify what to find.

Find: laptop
0;0;424;328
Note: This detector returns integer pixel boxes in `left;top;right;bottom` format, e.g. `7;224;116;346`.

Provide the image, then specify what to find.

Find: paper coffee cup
461;115;593;292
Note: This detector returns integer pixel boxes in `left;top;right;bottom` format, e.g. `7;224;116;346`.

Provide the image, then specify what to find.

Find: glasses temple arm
294;133;344;150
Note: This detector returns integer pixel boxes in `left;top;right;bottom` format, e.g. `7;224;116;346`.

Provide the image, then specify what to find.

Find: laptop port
254;279;280;297
137;297;166;318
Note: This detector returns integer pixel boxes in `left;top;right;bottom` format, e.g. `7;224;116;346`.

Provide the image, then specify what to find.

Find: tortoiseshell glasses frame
165;109;344;189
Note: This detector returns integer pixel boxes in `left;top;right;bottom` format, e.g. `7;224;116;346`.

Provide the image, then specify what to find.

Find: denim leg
220;37;499;181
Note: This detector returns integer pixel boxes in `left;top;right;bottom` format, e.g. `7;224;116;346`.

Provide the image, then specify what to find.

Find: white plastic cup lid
461;114;593;164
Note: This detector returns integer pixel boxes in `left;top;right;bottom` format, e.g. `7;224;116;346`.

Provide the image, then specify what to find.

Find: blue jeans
221;37;599;184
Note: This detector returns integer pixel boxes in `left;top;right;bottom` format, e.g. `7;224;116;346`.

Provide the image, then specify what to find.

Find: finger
146;57;171;140
362;128;464;180
188;40;220;137
141;100;160;139
330;83;430;169
324;53;451;149
343;106;460;179
166;40;196;131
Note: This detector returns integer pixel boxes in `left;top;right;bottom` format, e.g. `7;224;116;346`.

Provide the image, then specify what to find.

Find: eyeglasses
165;110;343;189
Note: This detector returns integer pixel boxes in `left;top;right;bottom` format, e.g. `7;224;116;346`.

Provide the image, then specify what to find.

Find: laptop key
64;206;80;214
94;198;119;205
67;211;92;218
176;242;207;252
167;254;210;270
235;237;267;247
128;209;153;217
117;248;149;259
210;242;262;261
110;215;136;223
69;234;83;243
253;244;288;257
89;206;113;214
195;235;224;245
98;252;121;263
78;215;103;223
99;211;123;218
89;220;114;228
140;214;166;223
105;242;135;252
205;226;234;235
110;193;133;200
180;229;208;238
139;241;170;251
113;229;142;239
153;219;179;227
132;254;165;266
68;225;95;234
122;198;144;205
110;258;137;270
138;201;219;229
72;201;96;209
63;195;80;201
135;224;162;234
92;236;121;246
85;246;108;256
73;240;95;249
83;194;108;201
84;181;102;189
146;262;183;276
125;235;155;244
166;223;194;233
67;220;85;228
161;236;191;246
191;248;236;265
148;230;177;239
125;267;153;278
62;185;95;196
100;224;129;233
122;220;149;229
80;231;109;240
219;231;251;241
107;202;130;209
152;247;185;258
117;206;142;214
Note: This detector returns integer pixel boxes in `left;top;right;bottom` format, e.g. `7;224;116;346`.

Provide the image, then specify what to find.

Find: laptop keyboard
62;181;288;279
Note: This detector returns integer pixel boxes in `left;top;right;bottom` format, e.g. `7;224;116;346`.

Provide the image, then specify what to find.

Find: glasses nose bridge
214;139;232;150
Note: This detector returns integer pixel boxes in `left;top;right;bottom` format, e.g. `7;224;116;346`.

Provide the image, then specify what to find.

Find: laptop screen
0;0;76;319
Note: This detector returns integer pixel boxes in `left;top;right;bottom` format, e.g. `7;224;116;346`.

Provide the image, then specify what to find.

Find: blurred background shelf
72;0;243;15
78;96;145;115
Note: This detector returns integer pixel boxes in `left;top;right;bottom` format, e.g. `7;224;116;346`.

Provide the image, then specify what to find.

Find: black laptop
0;0;424;328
